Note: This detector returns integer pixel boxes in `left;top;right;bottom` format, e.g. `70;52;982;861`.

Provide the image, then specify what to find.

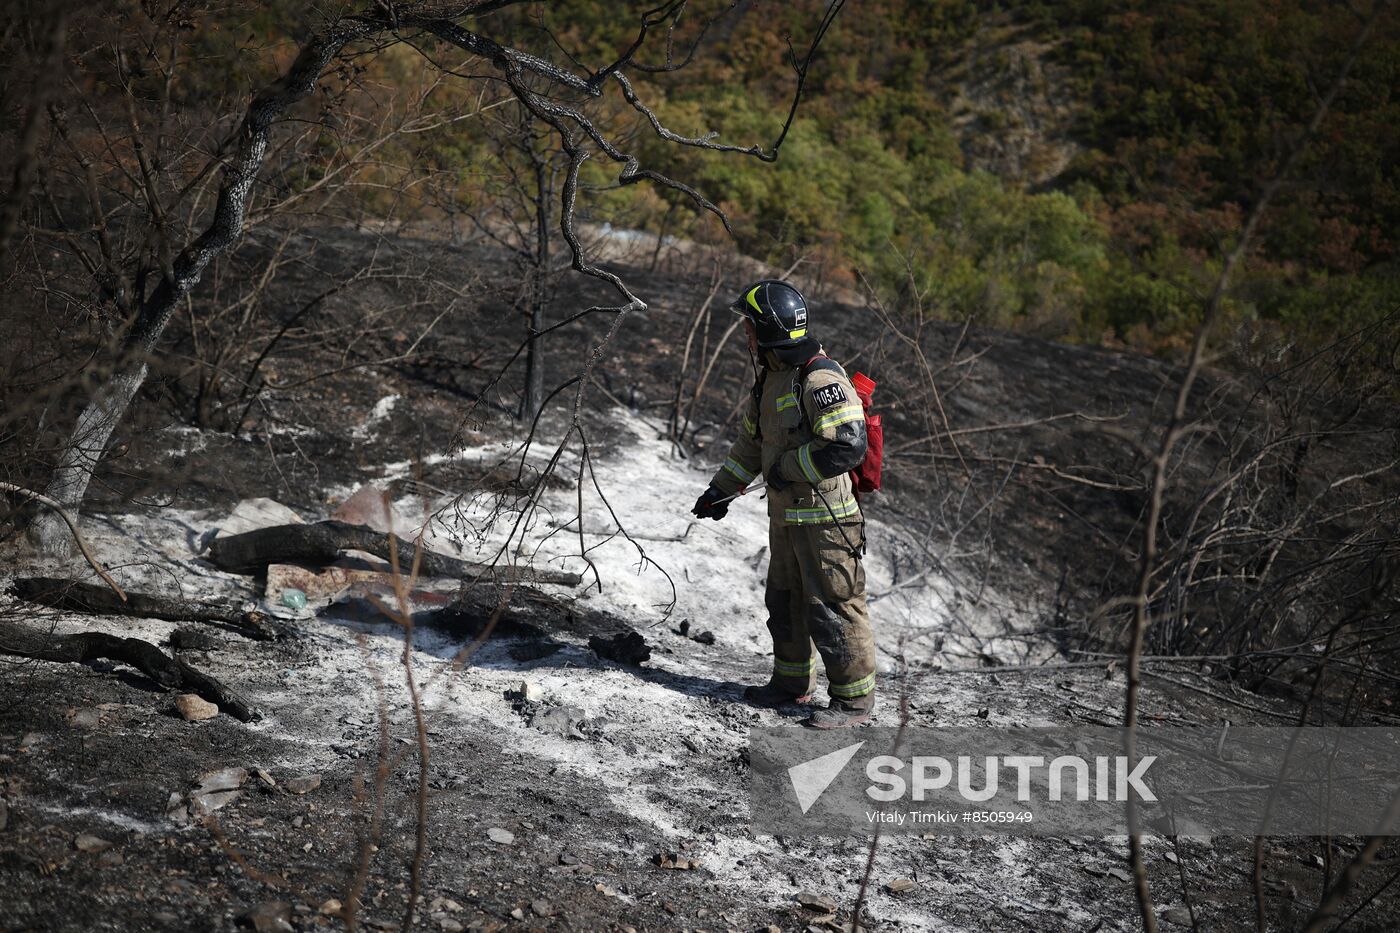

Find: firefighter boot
743;680;813;707
802;691;874;729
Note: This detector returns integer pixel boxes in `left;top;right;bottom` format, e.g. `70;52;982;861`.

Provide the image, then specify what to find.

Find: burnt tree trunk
31;21;369;556
520;139;553;423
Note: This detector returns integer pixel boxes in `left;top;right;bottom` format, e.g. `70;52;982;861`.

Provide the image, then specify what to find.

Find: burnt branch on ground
0;622;257;721
8;577;284;641
205;519;582;585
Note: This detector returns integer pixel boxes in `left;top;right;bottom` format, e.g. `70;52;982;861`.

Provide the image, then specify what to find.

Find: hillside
2;3;1399;930
550;0;1400;346
3;227;1399;930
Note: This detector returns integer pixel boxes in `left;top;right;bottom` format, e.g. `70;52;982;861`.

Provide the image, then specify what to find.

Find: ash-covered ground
3;229;1397;932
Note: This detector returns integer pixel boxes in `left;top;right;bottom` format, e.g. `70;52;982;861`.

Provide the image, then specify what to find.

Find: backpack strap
749;368;767;438
751;367;767;405
804;356;846;379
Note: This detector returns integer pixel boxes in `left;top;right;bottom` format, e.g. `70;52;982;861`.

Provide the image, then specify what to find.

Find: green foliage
530;0;1384;348
604;2;1112;338
1044;0;1400;264
267;1;1400;349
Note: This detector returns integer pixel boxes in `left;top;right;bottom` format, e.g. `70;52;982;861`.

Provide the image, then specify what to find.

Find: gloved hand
691;486;731;521
764;461;793;492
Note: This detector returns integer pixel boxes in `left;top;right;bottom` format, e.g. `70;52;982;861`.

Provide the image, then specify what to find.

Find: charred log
0;625;258;722
10;577;283;640
588;631;651;667
426;583;649;664
206;521;582;586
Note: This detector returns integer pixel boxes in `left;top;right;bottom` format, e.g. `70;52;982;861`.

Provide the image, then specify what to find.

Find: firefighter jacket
709;350;868;526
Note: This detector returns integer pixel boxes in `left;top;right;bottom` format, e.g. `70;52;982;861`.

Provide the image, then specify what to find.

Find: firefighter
691;280;876;729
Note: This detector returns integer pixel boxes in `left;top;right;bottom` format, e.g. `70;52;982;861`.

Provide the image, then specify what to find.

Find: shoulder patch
811;383;847;411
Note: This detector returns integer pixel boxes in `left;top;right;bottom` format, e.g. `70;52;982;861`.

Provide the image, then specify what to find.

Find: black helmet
729;279;809;348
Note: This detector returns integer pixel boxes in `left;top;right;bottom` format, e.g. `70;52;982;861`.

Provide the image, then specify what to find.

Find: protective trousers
765;518;876;706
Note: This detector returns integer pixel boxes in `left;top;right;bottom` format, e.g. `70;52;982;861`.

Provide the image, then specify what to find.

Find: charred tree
29;19;372;554
521;136;555;423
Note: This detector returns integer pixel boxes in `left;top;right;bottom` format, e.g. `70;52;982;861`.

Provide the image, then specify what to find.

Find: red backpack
848;371;883;499
796;356;884;500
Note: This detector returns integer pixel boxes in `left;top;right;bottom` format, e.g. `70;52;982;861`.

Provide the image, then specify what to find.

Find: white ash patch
3;407;1109;930
24;801;171;835
351;394;401;439
158;423;211;456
